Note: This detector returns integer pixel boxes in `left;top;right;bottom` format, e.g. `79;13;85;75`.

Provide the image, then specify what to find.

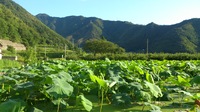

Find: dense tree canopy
83;39;125;55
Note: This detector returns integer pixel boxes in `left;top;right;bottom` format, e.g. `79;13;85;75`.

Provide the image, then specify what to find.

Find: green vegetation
37;14;200;53
0;60;21;69
1;59;200;112
3;42;200;63
0;0;72;47
1;1;200;111
5;47;200;62
66;52;200;60
6;45;15;53
83;38;125;56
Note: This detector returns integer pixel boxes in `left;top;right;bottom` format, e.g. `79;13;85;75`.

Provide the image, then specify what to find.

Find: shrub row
66;53;200;60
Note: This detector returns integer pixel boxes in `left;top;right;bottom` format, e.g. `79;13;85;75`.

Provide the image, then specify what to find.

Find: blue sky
12;0;200;25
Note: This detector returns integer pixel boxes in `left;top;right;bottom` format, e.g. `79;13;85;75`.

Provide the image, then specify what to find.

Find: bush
0;60;21;69
7;46;15;54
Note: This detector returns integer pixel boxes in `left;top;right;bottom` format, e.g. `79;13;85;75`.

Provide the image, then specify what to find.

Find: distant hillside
0;0;71;48
36;14;200;53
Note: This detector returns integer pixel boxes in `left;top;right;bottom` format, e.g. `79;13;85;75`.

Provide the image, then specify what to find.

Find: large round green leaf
144;81;163;98
0;99;26;112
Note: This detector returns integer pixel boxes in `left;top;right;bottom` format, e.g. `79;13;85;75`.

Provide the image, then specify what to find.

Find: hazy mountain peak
36;13;50;17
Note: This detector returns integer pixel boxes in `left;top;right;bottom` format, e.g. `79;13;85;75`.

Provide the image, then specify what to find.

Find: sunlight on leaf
76;95;93;112
178;90;193;97
145;81;163;98
146;72;154;84
88;70;107;88
46;74;73;99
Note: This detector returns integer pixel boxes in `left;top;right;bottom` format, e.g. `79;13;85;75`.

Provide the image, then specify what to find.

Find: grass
0;59;21;69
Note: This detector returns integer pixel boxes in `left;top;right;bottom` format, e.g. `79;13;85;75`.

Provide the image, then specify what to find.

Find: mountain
36;14;200;53
0;0;71;48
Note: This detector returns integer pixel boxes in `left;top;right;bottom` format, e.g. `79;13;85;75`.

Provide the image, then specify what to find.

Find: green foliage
0;99;26;112
192;93;200;100
111;93;131;106
88;70;107;112
46;71;73;99
80;53;200;60
190;75;200;85
37;14;200;53
83;38;125;55
76;95;93;112
24;47;37;64
144;81;163;98
7;45;15;53
146;72;154;84
0;1;72;48
1;59;200;111
0;61;75;111
0;60;21;69
177;75;191;87
144;102;162;112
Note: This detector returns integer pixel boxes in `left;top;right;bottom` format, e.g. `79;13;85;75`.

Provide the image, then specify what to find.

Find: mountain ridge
1;0;199;53
36;13;200;53
0;0;72;48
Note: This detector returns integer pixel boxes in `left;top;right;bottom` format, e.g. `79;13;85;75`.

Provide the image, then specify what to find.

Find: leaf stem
57;98;61;112
100;89;104;112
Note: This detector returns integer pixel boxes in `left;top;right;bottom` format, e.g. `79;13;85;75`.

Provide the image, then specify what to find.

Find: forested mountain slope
36;14;200;53
0;0;71;48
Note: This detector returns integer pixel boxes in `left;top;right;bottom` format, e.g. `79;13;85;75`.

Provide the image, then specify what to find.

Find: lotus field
1;59;200;112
